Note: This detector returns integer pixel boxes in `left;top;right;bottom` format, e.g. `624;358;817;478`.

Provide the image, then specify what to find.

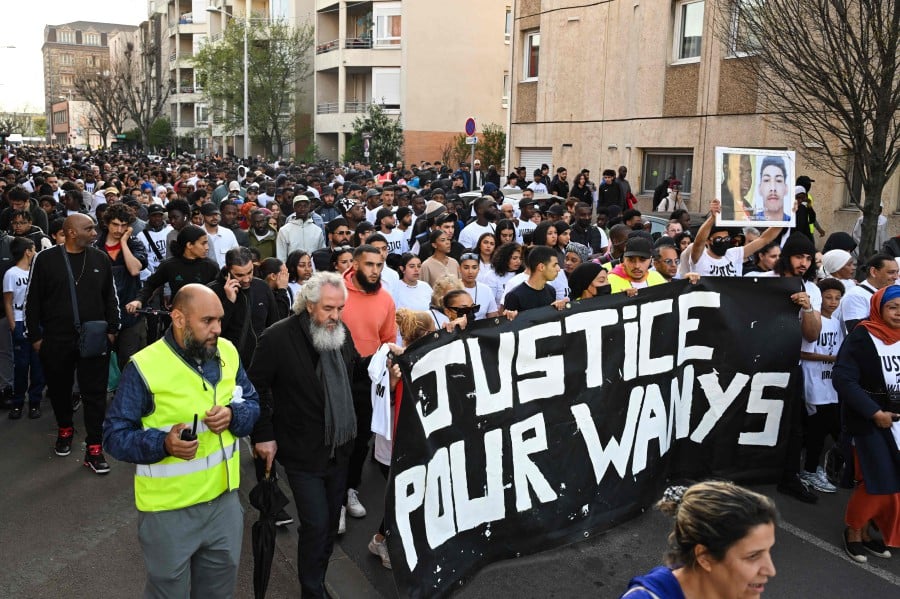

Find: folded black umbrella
249;475;290;599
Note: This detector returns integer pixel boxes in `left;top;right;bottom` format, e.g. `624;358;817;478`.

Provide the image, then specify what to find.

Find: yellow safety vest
130;338;241;512
609;270;668;294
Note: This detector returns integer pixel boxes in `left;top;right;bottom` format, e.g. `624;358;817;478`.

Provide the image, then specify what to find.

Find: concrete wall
508;0;900;240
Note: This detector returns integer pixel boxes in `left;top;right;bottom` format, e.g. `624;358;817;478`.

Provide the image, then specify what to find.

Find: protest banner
385;278;801;597
715;147;796;227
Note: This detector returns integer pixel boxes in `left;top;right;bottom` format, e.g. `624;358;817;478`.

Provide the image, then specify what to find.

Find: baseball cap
146;204;166;215
366;188;381;198
794;185;807;196
623;237;653;259
200;203;220;216
228;181;241;192
293;195;311;204
103;187;120;196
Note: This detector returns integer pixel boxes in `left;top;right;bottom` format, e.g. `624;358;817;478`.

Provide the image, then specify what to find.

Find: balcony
344;100;370;113
316;102;339;114
345;37;372;50
316;39;339;55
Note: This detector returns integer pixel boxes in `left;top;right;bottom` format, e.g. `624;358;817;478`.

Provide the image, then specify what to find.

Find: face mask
595;284;611;296
631;224;644;231
709;239;730;257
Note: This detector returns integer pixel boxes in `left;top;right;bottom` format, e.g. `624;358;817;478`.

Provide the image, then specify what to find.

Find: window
60;74;74;86
729;0;761;56
502;72;510;107
60;53;74;66
196;105;209;125
84;32;101;46
373;2;401;48
523;31;539;80
843;157;864;208
505;7;512;42
641;151;694;195
372;67;401;111
58;30;75;44
673;0;704;63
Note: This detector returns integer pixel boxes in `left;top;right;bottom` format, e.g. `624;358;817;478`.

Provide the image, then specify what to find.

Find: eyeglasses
661;258;680;266
332;245;353;253
460;252;479;261
449;304;479;315
711;236;731;243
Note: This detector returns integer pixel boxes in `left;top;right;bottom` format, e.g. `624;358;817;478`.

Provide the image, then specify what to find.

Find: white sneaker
815;467;838;493
801;469;836;493
368;534;392;569
337;506;346;535
347;488;367;518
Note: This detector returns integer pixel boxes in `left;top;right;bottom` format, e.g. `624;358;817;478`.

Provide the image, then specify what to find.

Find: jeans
284;459;348;598
11;321;44;408
39;337;110;445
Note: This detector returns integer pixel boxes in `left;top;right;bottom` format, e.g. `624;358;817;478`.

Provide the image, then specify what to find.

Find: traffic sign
465;136;478;145
465;117;476;136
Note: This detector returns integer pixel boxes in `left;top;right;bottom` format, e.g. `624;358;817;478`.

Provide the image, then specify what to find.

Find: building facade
507;0;898;237
42;21;138;144
314;0;511;163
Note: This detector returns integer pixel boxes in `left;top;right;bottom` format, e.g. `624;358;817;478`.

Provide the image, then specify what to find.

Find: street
2;400;899;598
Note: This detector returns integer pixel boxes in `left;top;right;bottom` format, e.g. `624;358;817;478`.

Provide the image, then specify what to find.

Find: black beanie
781;233;817;257
569;262;605;300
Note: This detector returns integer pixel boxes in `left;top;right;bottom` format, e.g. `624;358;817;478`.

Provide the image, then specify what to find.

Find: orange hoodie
342;267;398;357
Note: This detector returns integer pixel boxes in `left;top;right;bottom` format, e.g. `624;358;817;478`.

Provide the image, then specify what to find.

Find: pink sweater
342;268;398;357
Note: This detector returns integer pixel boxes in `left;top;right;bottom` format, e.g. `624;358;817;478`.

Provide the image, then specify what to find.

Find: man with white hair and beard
249;272;361;598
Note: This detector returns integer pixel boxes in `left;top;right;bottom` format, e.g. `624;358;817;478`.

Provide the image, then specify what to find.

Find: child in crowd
799;277;846;493
3;237;44;419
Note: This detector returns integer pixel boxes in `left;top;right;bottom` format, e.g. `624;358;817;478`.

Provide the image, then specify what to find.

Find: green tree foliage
449;122;507;169
347;103;404;166
193;17;314;159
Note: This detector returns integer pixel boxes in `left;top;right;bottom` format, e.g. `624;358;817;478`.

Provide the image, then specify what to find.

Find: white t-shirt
690;246;745;277
484;269;518;307
206;226;239;268
382;228;408;255
550;269;569;300
501;272;529;306
380;266;400;298
3;266;29;322
841;282;878;323
476;261;495;285
464;282;498;319
458;222;496;251
801;315;843;406
516;219;537;243
527;181;548;193
138;225;173;281
393;280;433;311
868;333;900;447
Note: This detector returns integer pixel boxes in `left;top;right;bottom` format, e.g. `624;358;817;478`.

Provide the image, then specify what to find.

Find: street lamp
207;1;249;159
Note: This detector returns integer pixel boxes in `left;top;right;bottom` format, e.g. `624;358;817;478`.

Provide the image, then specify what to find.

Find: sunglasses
449;304;479;316
460;252;480;261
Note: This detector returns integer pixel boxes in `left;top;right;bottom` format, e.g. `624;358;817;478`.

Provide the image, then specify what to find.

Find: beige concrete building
507;0;898;237
314;0;511;163
42;21;138;144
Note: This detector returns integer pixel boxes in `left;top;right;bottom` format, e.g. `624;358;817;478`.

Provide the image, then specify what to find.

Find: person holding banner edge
689;199;781;278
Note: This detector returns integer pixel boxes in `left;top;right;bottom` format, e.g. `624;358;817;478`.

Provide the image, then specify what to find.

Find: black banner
386;279;801;598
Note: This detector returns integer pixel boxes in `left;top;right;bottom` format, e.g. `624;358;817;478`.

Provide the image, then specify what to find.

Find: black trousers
781;365;805;483
284;459;348;599
346;380;373;492
39;338;109;446
803;403;841;473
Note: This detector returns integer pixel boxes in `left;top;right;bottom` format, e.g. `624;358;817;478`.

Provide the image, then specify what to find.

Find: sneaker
368;534;392;569
28;406;41;419
71;393;82;413
844;529;868;563
337;506;346;535
7;406;22;420
800;469;837;494
777;474;818;504
55;426;75;456
814;467;838;493
346;488;367;518
274;509;293;527
862;537;892;559
84;444;110;474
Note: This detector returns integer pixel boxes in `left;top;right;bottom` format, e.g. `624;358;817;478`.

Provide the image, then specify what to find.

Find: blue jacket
620;567;685;599
103;329;260;465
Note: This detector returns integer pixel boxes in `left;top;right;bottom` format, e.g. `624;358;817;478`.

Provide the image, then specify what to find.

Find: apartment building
507;0;895;236
42;21;138;144
314;0;511;163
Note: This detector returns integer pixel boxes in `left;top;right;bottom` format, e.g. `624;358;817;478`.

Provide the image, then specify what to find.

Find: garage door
518;148;553;182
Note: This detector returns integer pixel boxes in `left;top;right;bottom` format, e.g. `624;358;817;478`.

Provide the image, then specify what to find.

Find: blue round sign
465;118;476;136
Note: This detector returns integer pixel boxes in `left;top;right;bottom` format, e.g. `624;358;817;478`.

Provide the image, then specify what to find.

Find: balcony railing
345;37;372;49
169;52;177;62
316;39;339;54
344;101;370;113
316;102;339;114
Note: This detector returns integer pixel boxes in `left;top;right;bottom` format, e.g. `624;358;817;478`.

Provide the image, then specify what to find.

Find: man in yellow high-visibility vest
103;284;260;598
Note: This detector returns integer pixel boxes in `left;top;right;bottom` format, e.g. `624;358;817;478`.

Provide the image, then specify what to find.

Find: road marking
779;521;900;586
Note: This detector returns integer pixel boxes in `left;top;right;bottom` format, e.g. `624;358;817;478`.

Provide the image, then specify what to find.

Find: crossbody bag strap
61;244;81;329
143;229;163;261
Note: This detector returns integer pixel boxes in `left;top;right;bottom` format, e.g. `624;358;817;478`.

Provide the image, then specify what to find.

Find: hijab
860;286;900;345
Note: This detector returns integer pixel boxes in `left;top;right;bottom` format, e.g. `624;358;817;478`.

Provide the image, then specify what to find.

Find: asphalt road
3;399;899;598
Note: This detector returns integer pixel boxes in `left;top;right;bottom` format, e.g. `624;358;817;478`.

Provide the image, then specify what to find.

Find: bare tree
714;0;900;260
118;36;170;150
72;67;126;148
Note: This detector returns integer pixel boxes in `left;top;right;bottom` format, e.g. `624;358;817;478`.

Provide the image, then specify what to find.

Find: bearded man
249;272;361;598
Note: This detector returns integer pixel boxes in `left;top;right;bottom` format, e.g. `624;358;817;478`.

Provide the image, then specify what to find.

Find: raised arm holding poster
716;147;796;228
385;278;802;598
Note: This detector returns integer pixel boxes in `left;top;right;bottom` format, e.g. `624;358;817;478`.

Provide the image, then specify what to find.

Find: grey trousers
0;316;12;390
138;490;243;599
